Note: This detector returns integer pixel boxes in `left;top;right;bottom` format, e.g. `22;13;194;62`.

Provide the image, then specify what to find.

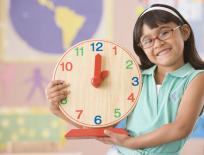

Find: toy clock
53;39;142;138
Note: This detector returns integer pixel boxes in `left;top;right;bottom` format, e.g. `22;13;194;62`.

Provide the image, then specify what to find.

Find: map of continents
9;0;103;54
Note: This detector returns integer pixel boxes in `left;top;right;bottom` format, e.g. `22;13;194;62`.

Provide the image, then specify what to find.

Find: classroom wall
0;0;204;155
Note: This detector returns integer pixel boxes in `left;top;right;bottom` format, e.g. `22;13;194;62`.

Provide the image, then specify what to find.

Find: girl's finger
47;90;70;99
47;80;64;88
48;83;69;94
48;95;66;104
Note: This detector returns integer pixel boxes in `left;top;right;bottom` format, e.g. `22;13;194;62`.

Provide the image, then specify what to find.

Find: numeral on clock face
91;42;103;52
75;47;84;56
60;62;73;71
126;60;133;69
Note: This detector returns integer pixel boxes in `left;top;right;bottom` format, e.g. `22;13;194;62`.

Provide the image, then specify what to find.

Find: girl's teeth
158;49;170;56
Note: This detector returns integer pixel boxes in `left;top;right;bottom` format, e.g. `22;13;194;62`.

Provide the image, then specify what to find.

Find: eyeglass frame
138;25;181;49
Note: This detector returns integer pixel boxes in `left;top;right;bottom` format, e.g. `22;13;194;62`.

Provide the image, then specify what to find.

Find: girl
46;4;204;155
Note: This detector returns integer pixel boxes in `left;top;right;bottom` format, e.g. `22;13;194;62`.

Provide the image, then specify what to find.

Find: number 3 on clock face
53;39;142;128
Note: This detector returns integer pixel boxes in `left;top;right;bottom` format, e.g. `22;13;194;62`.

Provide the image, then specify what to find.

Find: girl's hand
45;80;70;117
97;129;133;148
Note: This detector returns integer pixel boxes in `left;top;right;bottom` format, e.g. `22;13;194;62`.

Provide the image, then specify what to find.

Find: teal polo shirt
116;63;204;155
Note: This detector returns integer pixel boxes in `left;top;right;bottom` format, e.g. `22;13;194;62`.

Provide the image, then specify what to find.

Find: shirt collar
142;65;157;75
142;63;194;78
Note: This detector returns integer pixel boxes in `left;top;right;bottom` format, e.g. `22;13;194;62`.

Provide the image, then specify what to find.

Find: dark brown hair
133;4;204;70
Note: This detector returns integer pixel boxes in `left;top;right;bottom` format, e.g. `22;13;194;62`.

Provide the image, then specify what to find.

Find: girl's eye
142;38;152;44
160;30;171;37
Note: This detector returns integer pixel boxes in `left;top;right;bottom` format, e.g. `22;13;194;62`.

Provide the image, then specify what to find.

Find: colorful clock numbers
53;39;142;129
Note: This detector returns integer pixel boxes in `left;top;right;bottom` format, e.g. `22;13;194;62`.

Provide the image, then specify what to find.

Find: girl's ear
181;24;190;41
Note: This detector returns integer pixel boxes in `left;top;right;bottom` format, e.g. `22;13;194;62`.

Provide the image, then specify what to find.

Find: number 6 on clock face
53;39;142;128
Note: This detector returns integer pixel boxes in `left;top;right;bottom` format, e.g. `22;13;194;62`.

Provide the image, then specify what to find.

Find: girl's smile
156;47;172;56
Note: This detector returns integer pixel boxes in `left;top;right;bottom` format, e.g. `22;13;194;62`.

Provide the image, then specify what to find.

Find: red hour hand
91;54;108;88
94;54;102;78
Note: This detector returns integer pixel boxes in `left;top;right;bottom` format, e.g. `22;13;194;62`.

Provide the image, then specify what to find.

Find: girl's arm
101;73;204;149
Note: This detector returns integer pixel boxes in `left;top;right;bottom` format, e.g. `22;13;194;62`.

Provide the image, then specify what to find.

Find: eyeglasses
138;26;181;49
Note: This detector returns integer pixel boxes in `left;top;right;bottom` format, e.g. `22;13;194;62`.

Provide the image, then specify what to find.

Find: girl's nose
153;37;165;48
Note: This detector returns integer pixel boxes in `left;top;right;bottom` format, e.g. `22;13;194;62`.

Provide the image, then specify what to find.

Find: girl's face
140;22;188;70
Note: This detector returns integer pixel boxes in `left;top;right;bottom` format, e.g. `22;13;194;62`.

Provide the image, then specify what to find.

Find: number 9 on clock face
53;39;142;128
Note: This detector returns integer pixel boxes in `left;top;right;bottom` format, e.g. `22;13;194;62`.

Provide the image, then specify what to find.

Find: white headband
140;6;181;20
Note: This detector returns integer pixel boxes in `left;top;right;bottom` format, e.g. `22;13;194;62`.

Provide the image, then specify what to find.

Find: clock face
53;39;142;128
